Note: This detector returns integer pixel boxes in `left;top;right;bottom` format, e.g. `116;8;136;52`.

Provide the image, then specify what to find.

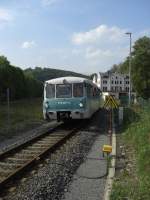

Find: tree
24;67;89;82
108;36;150;99
0;56;11;100
24;74;43;98
0;55;10;66
108;60;129;74
0;55;43;101
131;36;150;99
108;64;120;73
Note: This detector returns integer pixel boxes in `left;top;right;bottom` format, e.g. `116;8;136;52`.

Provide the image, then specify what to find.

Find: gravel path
1;110;107;200
63;134;108;200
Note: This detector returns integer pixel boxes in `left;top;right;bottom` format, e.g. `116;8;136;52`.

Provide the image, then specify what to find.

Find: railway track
0;121;83;192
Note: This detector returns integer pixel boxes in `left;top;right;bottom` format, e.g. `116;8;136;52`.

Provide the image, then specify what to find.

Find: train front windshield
46;83;84;98
46;84;55;98
56;84;72;98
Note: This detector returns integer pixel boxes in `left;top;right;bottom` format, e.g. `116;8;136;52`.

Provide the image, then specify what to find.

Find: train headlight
79;103;83;107
45;102;49;108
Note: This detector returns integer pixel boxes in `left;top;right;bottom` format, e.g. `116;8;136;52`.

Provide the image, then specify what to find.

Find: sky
0;0;150;74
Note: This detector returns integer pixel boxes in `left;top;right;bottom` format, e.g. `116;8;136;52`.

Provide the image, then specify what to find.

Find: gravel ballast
2;110;108;200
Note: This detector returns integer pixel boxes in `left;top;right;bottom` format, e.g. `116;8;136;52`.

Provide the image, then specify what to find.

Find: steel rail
0;122;63;159
0;122;82;193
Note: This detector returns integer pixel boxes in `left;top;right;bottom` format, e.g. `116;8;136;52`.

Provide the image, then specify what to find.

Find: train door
86;83;93;117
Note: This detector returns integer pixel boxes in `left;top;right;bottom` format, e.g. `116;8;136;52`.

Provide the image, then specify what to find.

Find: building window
103;87;107;92
103;80;107;84
120;81;122;84
111;81;113;84
125;87;129;92
103;76;108;78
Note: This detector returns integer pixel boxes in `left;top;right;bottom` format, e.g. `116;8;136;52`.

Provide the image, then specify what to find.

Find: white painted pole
125;32;132;106
7;88;10;132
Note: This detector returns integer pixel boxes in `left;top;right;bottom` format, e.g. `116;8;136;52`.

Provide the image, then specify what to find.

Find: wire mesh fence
0;98;43;141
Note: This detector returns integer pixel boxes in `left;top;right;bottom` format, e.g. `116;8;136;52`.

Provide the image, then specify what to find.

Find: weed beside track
111;102;150;200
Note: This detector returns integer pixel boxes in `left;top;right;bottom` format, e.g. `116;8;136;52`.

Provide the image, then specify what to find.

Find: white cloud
21;41;36;49
70;24;130;72
41;0;60;6
0;8;13;23
136;29;150;38
72;24;127;45
85;47;113;59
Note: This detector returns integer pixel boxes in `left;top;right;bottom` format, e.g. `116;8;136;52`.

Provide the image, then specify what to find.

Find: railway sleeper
48;132;69;135
0;176;7;182
37;139;61;142
31;144;54;147
24;147;44;151
40;139;61;143
13;153;35;159
41;138;64;142
35;142;56;145
0;173;11;179
0;162;22;168
35;142;58;147
0;168;13;176
43;135;67;139
27;146;47;150
6;157;31;163
20;150;42;154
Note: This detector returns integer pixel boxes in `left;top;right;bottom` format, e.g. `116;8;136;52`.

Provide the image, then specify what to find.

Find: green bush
111;101;150;200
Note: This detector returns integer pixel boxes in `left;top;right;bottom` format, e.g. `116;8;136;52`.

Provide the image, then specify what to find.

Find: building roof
99;72;129;78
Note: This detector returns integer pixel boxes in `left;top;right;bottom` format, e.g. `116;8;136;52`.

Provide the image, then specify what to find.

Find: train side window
87;85;92;97
93;87;97;96
73;83;83;97
46;84;55;98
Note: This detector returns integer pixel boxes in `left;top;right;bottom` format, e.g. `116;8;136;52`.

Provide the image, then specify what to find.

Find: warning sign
103;95;119;109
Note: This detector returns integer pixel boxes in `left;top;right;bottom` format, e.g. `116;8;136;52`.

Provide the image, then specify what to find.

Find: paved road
63;134;108;200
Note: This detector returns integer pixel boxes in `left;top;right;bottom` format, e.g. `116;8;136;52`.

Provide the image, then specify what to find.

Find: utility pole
125;32;132;106
7;88;10;132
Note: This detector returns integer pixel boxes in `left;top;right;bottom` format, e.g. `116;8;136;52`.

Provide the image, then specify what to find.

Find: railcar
43;76;101;121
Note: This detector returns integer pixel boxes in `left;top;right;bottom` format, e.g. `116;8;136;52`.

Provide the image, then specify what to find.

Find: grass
110;101;150;200
0;98;44;141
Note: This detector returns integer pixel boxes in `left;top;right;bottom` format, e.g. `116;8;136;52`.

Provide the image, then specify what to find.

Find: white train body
43;76;102;121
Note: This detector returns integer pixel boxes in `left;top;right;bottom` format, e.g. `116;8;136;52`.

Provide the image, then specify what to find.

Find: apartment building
99;72;130;93
93;72;134;102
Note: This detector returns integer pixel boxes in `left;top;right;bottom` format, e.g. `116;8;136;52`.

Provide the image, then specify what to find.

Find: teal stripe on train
44;97;87;111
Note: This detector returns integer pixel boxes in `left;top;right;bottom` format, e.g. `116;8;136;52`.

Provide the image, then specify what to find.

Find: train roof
45;76;98;87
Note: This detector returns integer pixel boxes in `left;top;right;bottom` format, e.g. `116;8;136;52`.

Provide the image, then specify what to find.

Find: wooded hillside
24;67;89;82
0;56;88;101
